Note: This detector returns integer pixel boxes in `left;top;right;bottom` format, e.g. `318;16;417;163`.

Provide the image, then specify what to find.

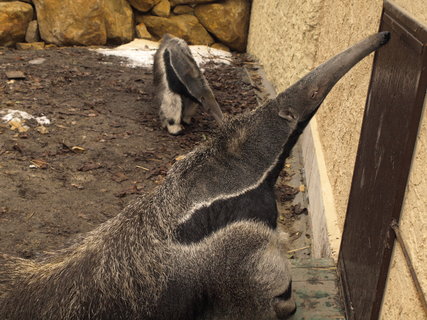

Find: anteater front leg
182;96;198;125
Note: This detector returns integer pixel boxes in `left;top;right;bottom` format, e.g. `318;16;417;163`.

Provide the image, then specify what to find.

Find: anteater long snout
278;31;390;122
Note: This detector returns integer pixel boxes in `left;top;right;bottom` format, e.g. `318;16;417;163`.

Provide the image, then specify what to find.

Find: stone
152;0;170;17
170;0;214;5
0;0;32;2
16;41;45;50
211;42;230;52
33;0;133;46
0;2;33;47
128;0;161;12
104;0;134;43
194;0;250;52
28;57;46;64
25;20;40;43
142;14;213;45
33;0;106;45
135;22;152;39
173;5;193;15
5;70;26;79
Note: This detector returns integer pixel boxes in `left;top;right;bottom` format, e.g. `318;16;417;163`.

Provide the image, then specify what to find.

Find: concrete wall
248;0;323;91
248;0;426;318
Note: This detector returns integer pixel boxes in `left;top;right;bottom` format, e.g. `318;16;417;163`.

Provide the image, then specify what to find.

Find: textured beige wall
247;0;324;91
248;0;426;318
313;0;383;228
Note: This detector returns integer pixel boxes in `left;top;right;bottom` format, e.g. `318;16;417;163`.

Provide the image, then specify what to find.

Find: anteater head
276;32;390;126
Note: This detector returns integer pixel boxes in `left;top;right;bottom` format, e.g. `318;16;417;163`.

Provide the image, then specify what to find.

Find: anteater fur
153;34;223;135
0;32;390;320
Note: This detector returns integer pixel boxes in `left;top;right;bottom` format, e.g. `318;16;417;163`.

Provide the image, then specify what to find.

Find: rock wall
248;0;427;319
0;0;250;51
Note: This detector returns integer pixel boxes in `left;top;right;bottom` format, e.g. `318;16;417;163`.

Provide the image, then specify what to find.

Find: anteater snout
379;31;391;45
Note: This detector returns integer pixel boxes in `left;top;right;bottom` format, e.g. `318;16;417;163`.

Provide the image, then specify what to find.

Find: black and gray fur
0;32;389;320
153;34;223;135
1;214;295;319
174;32;390;243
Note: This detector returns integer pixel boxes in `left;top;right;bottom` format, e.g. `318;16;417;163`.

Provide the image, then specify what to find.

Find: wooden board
338;1;427;319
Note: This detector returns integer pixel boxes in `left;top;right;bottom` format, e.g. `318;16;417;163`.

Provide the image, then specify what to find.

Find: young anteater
153;34;223;135
0;32;390;319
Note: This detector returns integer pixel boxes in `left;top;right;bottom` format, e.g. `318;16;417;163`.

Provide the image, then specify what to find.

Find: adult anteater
0;32;390;320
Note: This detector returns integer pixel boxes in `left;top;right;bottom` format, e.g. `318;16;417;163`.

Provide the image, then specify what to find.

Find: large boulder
151;0;170;17
0;0;33;3
104;0;134;43
128;0;161;12
173;5;193;15
33;0;106;45
194;0;250;52
0;1;33;47
141;14;214;45
135;22;152;39
33;0;133;46
170;0;214;5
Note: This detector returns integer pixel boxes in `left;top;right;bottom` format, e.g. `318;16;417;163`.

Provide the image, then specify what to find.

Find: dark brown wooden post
338;2;427;320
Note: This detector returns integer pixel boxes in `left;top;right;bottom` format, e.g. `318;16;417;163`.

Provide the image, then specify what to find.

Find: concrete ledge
300;117;342;260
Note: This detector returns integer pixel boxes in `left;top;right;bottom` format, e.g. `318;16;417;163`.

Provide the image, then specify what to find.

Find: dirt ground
0;46;310;259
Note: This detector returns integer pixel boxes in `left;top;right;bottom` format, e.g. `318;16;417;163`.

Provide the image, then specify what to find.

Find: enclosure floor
291;258;346;319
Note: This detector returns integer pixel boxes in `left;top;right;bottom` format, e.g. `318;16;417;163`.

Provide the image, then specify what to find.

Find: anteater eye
310;90;318;99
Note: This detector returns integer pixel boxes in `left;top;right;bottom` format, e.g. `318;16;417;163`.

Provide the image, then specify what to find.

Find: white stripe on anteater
178;150;282;225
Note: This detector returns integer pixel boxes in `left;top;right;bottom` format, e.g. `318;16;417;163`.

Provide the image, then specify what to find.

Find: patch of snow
96;38;232;68
98;48;157;68
114;38;159;51
0;109;51;125
190;45;233;66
